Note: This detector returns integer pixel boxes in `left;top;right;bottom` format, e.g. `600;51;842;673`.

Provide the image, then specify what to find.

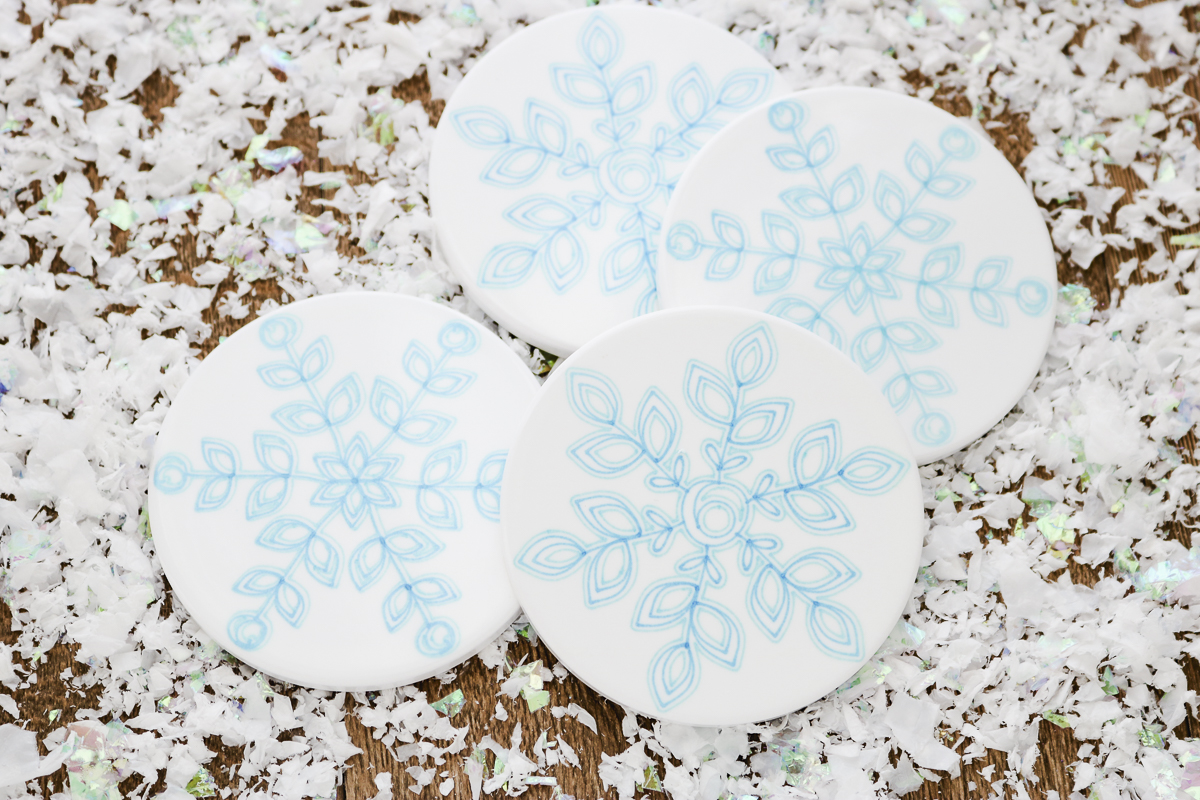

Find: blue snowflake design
665;100;1052;449
450;13;773;315
514;323;909;711
153;315;505;658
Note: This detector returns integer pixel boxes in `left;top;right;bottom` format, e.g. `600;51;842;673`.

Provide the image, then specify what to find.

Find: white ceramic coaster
149;293;539;690
429;6;784;356
658;88;1057;464
501;308;923;726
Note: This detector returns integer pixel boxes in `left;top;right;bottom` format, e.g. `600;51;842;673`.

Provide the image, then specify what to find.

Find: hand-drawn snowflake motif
514;323;909;711
450;13;773;315
666;99;1052;448
153;315;505;657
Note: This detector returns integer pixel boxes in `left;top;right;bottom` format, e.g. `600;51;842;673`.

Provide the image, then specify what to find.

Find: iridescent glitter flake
58;721;134;800
99;200;137;231
431;689;465;717
187;766;218;797
256;146;304;173
1057;284;1096;325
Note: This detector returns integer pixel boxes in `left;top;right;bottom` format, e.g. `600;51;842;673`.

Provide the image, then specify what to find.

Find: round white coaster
150;293;539;690
430;6;783;356
501;307;923;726
658;88;1057;464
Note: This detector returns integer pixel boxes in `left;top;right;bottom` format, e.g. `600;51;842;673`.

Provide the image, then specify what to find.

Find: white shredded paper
2;0;1200;798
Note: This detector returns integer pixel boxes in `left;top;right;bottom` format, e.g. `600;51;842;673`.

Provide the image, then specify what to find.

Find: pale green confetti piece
156;696;172;711
190;671;206;692
1057;284;1096;325
1100;666;1119;696
907;8;926;27
1037;514;1073;545
1042;711;1072;728
48;709;60;722
210;166;252;203
1135;111;1150;128
524;689;550;713
431;689;465;717
936;0;966;25
257;146;303;173
757;31;776;51
1115;547;1139;575
1013;518;1026;540
447;2;479;25
1139;725;1164;748
769;739;829;790
1158;157;1177;183
637;765;662;792
1170;234;1200;248
244;133;270;165
138;507;151;540
1131;551;1200;600
62;721;133;800
934;487;961;503
35;181;64;212
98;198;138;230
2;119;22;133
187;766;218;797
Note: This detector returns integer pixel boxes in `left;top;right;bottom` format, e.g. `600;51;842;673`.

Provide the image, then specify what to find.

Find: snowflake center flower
681;479;752;547
596;146;662;206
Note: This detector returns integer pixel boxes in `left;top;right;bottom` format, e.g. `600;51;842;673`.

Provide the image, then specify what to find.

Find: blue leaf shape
873;172;907;222
153;454;191;493
369;377;405;428
425;368;475;396
601;237;649;293
257;361;302;388
402;341;434;384
201;439;238;475
411;575;460;605
421;442;464;486
505;196;577;232
806;600;864;660
684;360;735;425
452;108;511;147
690;602;742;669
323;375;363;426
196;476;234;511
669;65;710;125
579;14;622;69
716;70;771;108
765;145;810;171
349;537;387;590
272;583;305;626
731;399;792;448
829;166;865;213
805;126;836;167
246;476;290;520
920;245;961;283
479;243;538;288
550;65;609;106
610;64;654;117
573;492;643;539
567;368;622;425
233;567;283;596
706;247;743;280
970;289;1006;326
897;209;952;242
762;211;801;256
925;171;974;198
416;621;458;656
917;285;956;327
304;536;340;588
648;642;699;710
905;141;935;182
382;583;415;631
635;388;679;463
569;431;643;477
384;528;443;561
584;541;635;605
973;257;1010;290
417;487;459;530
908;370;954;398
395;411;454;446
483;146;548;186
256;518;313;551
633;580;698;629
524;100;569;156
779;186;832;219
543;229;586;293
784;487;853;534
515;532;589;578
727;322;776;388
882;373;914;412
783;549;860;595
273;402;327;435
712;212;745;249
299;337;331;382
254;432;294;474
473;452;506;521
838;448;908;494
754;255;796;294
885;321;939;353
790;420;841;485
850;326;888;372
748;565;792;641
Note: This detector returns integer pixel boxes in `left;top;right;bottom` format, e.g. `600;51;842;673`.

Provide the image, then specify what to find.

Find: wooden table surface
4;5;1200;799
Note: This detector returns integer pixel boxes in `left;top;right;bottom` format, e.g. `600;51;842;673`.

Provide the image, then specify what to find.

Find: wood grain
5;8;1199;800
